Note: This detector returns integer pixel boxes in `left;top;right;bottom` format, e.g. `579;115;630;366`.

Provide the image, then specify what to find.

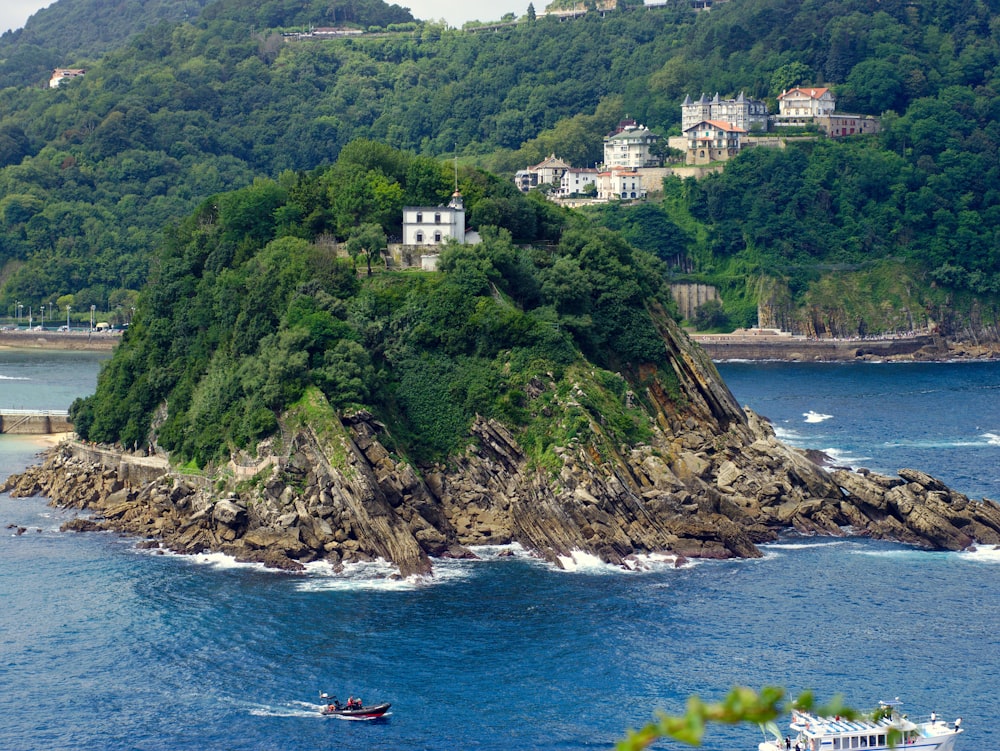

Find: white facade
681;92;768;132
402;192;465;245
603;120;661;169
776;87;836;118
597;168;646;201
557;168;598;197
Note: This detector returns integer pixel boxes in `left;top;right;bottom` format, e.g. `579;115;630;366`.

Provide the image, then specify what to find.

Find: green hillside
1;0;999;333
0;0;212;89
69;142;674;465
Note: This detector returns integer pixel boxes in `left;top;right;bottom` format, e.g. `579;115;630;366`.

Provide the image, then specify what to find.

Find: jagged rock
213;499;247;528
61;518;103;532
9;320;1000;573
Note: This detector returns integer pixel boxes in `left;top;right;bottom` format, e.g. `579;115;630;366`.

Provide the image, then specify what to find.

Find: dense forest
70;141;674;465
1;0;1000;333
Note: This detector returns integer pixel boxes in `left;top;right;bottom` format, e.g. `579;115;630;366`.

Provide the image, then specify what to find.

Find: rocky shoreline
5;404;999;575
5;318;999;575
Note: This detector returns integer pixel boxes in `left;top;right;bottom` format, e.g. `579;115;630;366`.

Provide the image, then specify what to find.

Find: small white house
402;192;465;245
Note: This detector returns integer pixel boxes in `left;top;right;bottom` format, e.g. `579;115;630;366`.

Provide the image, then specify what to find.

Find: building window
416;232;423;243
434;213;441;224
434;232;442;242
416;212;422;223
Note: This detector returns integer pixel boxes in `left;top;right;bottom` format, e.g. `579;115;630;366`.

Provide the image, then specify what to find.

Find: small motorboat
319;693;390;720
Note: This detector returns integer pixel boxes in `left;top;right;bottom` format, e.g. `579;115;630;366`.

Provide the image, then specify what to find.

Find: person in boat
954;717;962;731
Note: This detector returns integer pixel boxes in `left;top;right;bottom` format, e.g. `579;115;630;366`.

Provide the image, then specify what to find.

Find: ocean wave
764;540;849;551
0;374;30;380
820;447;871;468
960;544;1000;564
803;410;833;423
883;434;1000;449
772;425;804;442
555;548;694;574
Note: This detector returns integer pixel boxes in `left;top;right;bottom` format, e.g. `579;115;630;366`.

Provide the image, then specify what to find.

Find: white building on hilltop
776;86;836;119
556;167;599;197
603;119;661;169
402;191;466;245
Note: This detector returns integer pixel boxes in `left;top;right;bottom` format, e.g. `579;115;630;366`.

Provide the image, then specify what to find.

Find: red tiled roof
778;87;830;100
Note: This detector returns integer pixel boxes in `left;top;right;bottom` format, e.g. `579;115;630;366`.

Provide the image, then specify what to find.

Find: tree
770;62;814;96
526;3;536;21
345;222;387;276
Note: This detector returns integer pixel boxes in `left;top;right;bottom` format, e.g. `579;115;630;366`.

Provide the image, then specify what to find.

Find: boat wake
246;701;325;718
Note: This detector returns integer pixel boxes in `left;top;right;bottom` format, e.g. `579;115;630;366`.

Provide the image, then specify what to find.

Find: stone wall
67;442;170;486
0;412;73;434
0;331;117;351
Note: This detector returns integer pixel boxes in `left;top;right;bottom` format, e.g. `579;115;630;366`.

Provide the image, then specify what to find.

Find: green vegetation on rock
70;145;680;466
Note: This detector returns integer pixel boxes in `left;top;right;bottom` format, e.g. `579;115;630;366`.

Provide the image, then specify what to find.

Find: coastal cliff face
5;318;1000;575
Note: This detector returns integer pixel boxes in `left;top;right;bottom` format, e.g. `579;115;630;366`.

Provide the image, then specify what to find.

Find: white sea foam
983;432;1000;446
772;425;804;442
821;447;871;468
247;700;326;718
803;410;833;423
554;548;693;574
765;540;848;551
960;544;1000;564
0;374;30;380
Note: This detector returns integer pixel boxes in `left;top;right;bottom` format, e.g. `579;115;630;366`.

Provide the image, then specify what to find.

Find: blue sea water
1;352;998;751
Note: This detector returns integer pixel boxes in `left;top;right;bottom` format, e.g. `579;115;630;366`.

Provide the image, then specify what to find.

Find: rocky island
6;311;999;576
5;153;1000;575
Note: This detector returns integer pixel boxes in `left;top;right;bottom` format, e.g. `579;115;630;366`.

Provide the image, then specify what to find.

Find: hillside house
596;167;646;200
49;68;85;88
776;87;836;120
556;167;598;197
603;119;661;169
819;113;880;137
681;92;768;133
514;154;572;192
402;191;466;245
683;120;746;164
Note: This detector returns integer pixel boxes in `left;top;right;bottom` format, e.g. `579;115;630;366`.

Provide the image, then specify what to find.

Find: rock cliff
5;319;1000;574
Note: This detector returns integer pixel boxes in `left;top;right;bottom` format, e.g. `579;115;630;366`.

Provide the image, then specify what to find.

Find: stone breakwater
5;406;1000;576
691;332;1000;362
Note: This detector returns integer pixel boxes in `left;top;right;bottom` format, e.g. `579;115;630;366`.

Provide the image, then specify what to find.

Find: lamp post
66;305;71;331
16;302;22;325
40;305;45;329
28;307;32;329
90;304;96;330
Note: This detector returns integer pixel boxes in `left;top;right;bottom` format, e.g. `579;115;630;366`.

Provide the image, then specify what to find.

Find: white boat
759;699;963;751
